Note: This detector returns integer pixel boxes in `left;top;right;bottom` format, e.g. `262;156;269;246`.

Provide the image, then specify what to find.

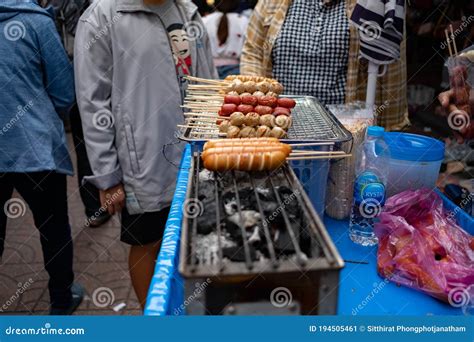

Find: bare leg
128;242;161;309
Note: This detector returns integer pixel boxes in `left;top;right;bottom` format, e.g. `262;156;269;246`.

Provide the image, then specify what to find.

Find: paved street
0;134;141;315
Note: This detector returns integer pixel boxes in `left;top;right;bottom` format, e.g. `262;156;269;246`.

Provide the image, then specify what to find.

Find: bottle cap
367;126;385;137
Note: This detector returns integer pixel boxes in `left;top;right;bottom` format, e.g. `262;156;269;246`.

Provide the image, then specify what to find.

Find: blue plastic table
145;145;468;316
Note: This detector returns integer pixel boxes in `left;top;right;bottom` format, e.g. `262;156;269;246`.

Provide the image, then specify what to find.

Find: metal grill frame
179;95;352;144
178;151;344;279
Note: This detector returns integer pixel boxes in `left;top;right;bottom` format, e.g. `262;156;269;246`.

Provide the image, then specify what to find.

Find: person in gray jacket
74;0;217;308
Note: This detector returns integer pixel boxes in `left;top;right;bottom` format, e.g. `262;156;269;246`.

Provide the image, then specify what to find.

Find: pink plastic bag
374;189;474;303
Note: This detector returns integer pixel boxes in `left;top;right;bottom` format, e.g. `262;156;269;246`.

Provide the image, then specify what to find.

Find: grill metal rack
180;152;344;278
178;153;344;315
179;96;352;144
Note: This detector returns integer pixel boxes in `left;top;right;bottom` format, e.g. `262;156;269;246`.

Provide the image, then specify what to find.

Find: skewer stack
180;76;348;161
182;75;294;139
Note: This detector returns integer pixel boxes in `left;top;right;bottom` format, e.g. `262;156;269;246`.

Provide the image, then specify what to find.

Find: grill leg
317;270;339;315
184;278;207;315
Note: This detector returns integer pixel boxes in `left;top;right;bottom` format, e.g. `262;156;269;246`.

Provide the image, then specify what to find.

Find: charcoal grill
179;95;352;144
178;152;344;315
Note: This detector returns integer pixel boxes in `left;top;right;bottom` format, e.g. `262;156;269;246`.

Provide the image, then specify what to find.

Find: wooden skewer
180;122;218;127
185;75;230;85
445;29;453;57
450;25;458;56
290;150;345;155
185;96;223;99
190;131;226;136
287;154;352;161
182;102;222;106
187;90;224;94
185;117;219;122
288;142;335;147
182;106;221;110
184;112;224;118
188;85;224;90
188;95;222;98
177;125;219;130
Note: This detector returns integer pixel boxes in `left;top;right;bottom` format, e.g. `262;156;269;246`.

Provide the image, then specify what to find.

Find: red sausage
224;95;241;105
273;107;291;116
237;104;254;114
241;95;259;106
258;96;278;108
221;104;237;116
277;98;296;108
254;105;273;115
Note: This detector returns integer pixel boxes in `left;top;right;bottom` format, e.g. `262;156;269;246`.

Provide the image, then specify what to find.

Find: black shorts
121;206;171;246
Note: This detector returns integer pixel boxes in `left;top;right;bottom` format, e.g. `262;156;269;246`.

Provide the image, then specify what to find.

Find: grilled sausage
277;98;296;108
241;95;259;106
237;104;254;114
254;105;273;115
224;95;242;105
273;107;291;116
202;145;289;159
204;137;280;150
221;104;238;116
203;150;288;171
258;96;278;107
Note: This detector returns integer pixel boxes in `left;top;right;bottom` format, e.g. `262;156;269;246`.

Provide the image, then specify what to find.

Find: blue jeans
0;172;74;309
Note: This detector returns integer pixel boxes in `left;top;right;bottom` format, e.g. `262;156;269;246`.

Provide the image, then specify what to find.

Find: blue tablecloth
145;145;468;316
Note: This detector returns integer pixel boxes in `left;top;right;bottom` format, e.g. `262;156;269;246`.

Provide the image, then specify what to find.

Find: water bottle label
354;173;386;219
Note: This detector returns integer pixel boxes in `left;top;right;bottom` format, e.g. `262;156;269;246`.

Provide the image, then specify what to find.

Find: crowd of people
0;0;471;316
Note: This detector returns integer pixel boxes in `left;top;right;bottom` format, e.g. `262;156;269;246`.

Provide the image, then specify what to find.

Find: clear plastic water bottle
349;126;390;246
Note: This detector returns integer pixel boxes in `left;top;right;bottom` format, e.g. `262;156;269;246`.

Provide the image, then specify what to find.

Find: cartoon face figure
167;24;190;60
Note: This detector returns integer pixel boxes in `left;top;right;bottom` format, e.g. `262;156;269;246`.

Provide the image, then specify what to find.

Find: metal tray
179;95;352;144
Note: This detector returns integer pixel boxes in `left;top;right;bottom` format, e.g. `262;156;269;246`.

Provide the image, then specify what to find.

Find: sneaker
85;212;111;228
49;283;84;315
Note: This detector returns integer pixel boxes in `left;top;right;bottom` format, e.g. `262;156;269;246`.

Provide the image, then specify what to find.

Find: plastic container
290;145;331;219
383;133;445;197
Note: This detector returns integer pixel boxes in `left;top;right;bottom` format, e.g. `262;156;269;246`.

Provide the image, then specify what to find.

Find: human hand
99;183;125;215
438;89;473;143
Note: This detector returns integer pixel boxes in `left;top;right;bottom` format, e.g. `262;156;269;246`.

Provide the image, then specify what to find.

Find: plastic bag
374;189;474;303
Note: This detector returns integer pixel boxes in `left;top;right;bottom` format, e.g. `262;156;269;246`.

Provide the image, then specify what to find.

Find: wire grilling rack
179;96;352;144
